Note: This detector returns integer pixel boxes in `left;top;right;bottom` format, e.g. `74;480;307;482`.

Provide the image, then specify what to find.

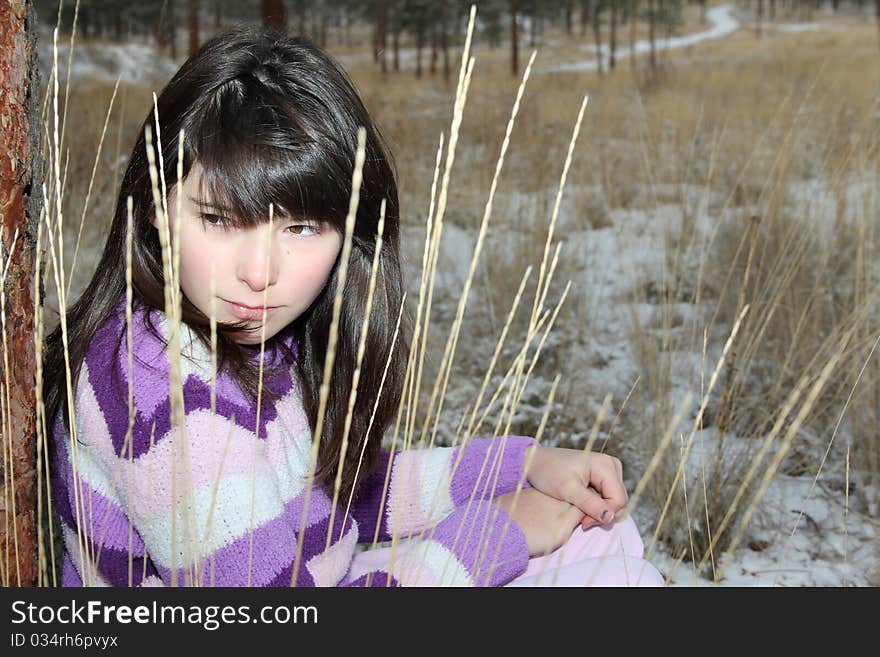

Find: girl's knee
609;514;646;558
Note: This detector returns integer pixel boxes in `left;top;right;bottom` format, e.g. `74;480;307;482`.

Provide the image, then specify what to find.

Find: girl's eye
201;214;232;229
286;224;319;237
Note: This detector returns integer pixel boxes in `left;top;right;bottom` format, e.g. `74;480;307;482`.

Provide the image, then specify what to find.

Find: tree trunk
631;0;638;68
649;0;657;68
565;0;573;34
610;0;617;69
430;23;437;75
188;0;199;57
876;0;880;50
157;1;168;47
215;0;222;29
700;0;708;24
262;0;285;32
390;0;400;72
392;5;400;72
415;24;423;78
0;0;41;588
593;2;603;74
441;6;450;82
581;0;589;36
530;10;537;47
377;0;387;73
511;1;519;76
757;0;764;37
169;0;177;60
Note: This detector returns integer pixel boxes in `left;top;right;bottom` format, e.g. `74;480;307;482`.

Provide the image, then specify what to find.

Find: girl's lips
225;300;277;321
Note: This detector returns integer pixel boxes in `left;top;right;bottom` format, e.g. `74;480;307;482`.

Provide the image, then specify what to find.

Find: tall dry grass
12;4;879;586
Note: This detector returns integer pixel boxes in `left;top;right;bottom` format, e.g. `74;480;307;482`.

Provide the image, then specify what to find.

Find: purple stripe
85;304;296;459
59;518;160;587
429;500;529;586
66;477;148;555
92;542;161;587
347;451;393;542
61;552;83;587
344;572;401;587
448;436;534;507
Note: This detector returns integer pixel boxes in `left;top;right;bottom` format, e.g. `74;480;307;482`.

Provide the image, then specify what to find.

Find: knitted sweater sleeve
349;435;537;545
342;499;531;587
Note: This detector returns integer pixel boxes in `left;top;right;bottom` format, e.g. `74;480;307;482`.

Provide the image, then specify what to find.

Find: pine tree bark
0;0;41;588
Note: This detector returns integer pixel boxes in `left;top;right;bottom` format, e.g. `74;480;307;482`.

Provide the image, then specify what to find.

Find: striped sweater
51;300;536;587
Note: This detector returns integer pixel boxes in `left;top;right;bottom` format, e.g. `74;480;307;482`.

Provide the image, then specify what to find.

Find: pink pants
349;515;666;587
506;515;665;587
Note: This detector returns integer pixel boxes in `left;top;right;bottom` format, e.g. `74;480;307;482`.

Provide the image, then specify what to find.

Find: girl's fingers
576;485;617;526
591;467;628;514
614;459;628;504
581;516;600;531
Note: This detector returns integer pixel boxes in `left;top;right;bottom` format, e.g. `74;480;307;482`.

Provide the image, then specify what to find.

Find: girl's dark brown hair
44;27;412;503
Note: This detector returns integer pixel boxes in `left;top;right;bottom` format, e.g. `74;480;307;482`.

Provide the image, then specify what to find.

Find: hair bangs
183;77;354;231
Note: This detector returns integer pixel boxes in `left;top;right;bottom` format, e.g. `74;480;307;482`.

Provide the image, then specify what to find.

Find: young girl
45;28;665;587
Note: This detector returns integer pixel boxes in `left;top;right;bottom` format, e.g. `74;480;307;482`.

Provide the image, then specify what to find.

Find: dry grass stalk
291;128;367;586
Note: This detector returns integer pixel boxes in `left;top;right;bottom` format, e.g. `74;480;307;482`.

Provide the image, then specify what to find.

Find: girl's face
162;163;343;344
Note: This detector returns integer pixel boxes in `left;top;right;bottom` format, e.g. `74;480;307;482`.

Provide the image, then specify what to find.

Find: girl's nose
236;230;279;292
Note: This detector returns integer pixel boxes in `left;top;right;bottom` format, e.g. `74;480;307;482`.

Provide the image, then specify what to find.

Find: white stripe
306;522;359;586
395;540;473;587
386;448;456;536
70;365;122;505
131;473;286;569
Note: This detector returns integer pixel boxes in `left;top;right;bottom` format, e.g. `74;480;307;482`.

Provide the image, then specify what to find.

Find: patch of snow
546;4;740;73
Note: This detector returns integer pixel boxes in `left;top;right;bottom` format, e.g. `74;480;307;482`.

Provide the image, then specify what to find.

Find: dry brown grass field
31;2;880;585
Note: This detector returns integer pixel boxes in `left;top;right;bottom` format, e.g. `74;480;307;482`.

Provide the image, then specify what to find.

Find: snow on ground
769;22;848;33
545;4;740;73
36;33;181;87
399;164;879;586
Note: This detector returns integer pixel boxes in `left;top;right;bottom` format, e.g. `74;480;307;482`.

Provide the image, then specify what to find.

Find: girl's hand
523;445;628;531
492;488;585;557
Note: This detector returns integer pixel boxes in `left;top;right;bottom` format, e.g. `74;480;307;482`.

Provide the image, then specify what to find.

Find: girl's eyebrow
189;196;232;212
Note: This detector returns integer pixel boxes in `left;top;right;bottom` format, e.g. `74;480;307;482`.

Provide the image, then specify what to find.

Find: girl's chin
233;332;279;345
